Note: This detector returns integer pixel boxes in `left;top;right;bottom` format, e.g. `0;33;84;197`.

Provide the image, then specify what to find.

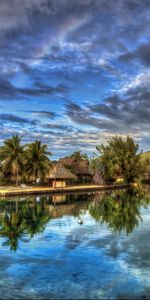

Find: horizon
0;0;150;159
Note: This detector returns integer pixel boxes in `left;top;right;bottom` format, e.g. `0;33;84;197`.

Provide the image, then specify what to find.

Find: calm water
0;187;150;299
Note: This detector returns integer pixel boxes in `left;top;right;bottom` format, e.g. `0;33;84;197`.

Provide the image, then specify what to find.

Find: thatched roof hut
60;157;91;176
47;163;77;180
46;163;77;188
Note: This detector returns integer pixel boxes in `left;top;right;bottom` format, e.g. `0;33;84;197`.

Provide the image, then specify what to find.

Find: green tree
91;136;143;184
107;136;143;183
0;135;25;185
71;151;88;161
90;152;116;184
25;140;51;183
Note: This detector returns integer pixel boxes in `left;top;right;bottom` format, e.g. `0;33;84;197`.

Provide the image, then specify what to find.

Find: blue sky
0;0;150;159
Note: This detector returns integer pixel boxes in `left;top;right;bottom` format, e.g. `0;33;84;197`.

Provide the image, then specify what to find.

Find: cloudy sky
0;0;150;159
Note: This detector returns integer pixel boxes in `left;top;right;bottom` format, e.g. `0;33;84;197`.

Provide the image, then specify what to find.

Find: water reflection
0;208;27;251
0;187;150;251
89;188;150;235
0;194;89;251
0;199;50;251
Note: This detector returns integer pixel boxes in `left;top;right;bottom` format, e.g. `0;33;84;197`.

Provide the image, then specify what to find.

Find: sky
0;0;150;159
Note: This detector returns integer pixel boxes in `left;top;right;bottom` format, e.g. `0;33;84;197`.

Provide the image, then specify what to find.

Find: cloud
43;122;73;131
30;111;57;118
0;78;69;100
119;42;150;67
65;101;120;131
0;0;150;157
65;71;150;136
0;113;37;124
0;0;149;77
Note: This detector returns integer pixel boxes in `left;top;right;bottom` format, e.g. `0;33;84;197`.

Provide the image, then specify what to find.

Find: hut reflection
0;188;150;251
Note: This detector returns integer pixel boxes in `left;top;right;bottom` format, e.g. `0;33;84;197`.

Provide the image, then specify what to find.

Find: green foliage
91;136;143;184
0;177;11;185
0;136;52;185
0;135;146;185
70;151;88;161
0;135;25;185
25;140;51;182
140;151;150;176
107;136;143;183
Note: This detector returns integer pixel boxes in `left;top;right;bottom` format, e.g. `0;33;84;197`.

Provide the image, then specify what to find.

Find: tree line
0;134;145;186
0;135;51;185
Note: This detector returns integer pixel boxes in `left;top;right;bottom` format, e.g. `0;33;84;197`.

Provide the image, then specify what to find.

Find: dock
0;184;129;197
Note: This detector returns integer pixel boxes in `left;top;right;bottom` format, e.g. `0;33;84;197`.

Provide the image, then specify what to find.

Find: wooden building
46;162;77;188
59;157;92;183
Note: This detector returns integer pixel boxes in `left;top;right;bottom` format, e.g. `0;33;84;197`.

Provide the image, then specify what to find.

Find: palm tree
71;151;88;161
0;135;25;185
25;140;51;183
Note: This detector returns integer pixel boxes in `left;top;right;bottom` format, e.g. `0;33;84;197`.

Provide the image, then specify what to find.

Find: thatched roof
74;160;90;175
47;163;77;180
60;157;91;175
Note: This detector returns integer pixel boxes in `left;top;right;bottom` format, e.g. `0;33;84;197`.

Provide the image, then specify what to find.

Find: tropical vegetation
90;136;144;184
0;134;148;186
0;135;25;185
0;135;51;185
25;140;51;183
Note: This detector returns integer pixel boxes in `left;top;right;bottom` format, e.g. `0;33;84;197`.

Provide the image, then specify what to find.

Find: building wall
52;181;67;188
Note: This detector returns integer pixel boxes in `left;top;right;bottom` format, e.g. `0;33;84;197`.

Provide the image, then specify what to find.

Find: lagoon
0;188;150;299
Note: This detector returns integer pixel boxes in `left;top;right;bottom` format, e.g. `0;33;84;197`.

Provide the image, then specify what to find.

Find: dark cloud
43;122;74;131
0;0;149;75
65;101;118;131
0;79;18;100
20;83;68;97
0;113;37;124
30;110;57;118
0;0;150;156
0;79;69;100
65;73;150;134
120;42;150;67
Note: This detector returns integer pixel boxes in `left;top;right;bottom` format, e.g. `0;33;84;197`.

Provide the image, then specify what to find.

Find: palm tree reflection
0;188;150;251
0;210;26;251
22;199;50;238
0;198;50;251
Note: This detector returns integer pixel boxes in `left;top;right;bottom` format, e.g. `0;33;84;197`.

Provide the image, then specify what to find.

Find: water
0;187;150;299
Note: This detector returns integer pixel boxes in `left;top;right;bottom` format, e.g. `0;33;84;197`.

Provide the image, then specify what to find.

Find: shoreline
0;184;129;197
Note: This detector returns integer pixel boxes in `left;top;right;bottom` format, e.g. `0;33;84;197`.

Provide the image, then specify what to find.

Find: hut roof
47;163;77;180
60;158;91;175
